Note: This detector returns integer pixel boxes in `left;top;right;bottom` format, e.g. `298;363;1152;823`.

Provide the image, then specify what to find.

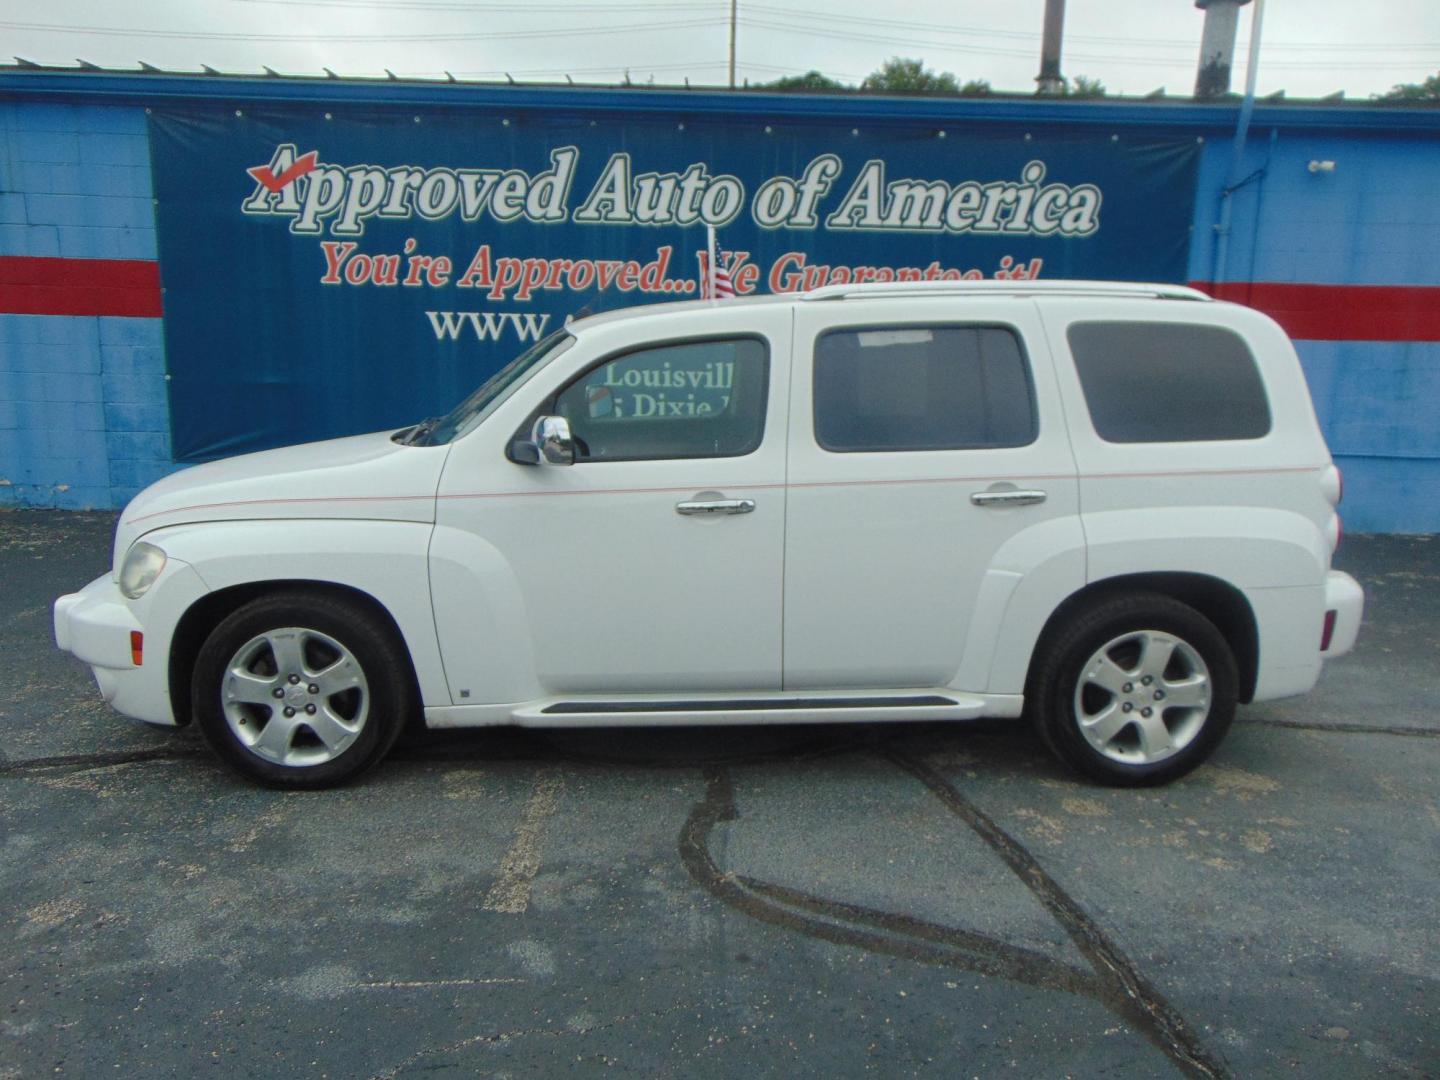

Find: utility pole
1194;0;1254;98
1035;0;1066;94
728;0;737;89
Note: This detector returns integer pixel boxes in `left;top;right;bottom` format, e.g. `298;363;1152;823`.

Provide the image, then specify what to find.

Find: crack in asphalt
887;751;1230;1078
10;713;1420;1074
1;708;1433;781
0;746;205;776
679;756;1233;1079
7;730;1238;1075
2;707;1433;781
0;728;879;779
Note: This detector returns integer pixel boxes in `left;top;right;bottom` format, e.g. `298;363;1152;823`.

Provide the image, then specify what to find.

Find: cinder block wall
0;102;173;509
1187;128;1440;534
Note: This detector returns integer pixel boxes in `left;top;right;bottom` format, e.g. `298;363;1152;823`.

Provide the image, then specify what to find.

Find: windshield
409;330;575;446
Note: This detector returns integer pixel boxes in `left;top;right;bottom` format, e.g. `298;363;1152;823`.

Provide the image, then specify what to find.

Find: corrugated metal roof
3;61;1438;132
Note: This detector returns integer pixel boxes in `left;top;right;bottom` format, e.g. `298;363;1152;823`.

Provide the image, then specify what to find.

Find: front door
783;297;1081;690
433;308;790;698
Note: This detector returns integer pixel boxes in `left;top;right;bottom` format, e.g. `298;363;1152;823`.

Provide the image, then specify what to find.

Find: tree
762;70;848;92
862;57;960;94
1378;71;1440;102
1067;75;1107;98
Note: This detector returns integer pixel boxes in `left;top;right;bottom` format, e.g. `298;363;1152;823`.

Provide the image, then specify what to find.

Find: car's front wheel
1027;591;1239;786
191;591;413;788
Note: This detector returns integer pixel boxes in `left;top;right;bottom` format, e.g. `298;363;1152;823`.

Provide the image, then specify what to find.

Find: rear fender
1084;507;1328;589
951;516;1087;695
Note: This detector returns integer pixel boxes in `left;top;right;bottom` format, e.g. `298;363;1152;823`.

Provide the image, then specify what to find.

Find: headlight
119;542;167;599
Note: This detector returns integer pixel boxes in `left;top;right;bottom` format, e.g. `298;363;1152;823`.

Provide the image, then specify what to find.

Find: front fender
140;519;449;708
427;524;541;705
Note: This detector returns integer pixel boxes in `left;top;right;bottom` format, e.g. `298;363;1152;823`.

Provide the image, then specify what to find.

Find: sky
3;0;1437;100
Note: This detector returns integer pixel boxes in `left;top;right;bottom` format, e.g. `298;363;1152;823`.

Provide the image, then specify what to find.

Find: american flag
700;229;736;300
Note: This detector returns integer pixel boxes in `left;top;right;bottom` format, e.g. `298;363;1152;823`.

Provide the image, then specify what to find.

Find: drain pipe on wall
1211;0;1267;289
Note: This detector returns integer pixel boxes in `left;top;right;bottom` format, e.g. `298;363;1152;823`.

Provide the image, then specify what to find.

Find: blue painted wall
1188;127;1440;288
2;81;1438;531
1185;123;1440;533
1;101;173;509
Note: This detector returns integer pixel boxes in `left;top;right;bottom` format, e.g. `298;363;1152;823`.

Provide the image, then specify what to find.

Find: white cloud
4;0;1436;98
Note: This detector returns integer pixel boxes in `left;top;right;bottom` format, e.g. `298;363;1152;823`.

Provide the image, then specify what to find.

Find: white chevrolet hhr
55;282;1363;788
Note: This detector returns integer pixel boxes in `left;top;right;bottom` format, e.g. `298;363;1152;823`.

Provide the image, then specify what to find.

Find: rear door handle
676;499;755;516
970;489;1047;507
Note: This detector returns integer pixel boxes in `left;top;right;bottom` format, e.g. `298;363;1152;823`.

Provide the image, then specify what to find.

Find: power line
0;16;724;43
423;60;727;77
745;4;1440;53
736;15;1439;70
401;59;862;79
218;0;1440;53
228;0;720;11
6;7;1430;80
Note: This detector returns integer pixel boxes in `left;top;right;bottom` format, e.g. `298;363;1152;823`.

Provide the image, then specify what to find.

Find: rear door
783;296;1081;689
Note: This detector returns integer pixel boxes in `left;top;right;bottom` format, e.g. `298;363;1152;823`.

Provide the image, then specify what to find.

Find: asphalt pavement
1;511;1436;1078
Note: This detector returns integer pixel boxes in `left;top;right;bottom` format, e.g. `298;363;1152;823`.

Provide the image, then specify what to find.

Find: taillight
130;631;144;666
1321;464;1343;507
1320;610;1338;652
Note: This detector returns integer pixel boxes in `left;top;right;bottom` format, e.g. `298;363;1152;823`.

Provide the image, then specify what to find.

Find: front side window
1067;321;1272;443
813;325;1037;453
554;337;769;461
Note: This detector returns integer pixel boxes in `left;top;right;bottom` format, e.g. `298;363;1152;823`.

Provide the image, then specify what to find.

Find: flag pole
705;224;717;301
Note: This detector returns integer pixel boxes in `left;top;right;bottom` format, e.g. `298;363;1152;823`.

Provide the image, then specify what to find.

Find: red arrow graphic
247;150;319;193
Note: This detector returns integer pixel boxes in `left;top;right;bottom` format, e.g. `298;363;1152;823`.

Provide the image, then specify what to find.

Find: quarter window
813;325;1037;453
1067;321;1272;443
554;337;768;461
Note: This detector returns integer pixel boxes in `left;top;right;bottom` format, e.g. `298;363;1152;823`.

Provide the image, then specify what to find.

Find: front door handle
676;498;756;516
971;489;1047;507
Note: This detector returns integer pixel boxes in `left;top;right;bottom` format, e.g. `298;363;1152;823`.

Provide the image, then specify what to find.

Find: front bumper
53;561;209;726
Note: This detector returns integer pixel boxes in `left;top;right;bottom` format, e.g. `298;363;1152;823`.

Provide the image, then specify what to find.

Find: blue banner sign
150;105;1199;461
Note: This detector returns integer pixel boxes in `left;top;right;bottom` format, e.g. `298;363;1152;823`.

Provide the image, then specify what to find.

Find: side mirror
532;415;575;466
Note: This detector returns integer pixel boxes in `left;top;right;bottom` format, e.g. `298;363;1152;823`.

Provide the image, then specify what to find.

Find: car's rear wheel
192;591;413;788
1027;591;1238;786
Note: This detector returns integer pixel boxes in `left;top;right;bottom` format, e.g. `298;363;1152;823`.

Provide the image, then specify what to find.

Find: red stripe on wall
1190;281;1440;343
0;257;1433;340
0;256;162;318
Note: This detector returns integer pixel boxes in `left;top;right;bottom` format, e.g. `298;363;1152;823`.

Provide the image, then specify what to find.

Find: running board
540;694;958;715
424;691;1025;730
488;690;1009;729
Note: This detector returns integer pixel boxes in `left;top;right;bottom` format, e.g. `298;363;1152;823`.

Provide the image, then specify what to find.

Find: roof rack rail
798;280;1212;303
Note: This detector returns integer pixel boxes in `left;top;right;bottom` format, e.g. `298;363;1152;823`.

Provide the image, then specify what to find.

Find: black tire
1026;591;1238;787
191;590;414;789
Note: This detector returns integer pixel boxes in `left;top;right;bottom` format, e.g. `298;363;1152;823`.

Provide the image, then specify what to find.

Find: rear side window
1067;321;1271;443
813;325;1037;453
